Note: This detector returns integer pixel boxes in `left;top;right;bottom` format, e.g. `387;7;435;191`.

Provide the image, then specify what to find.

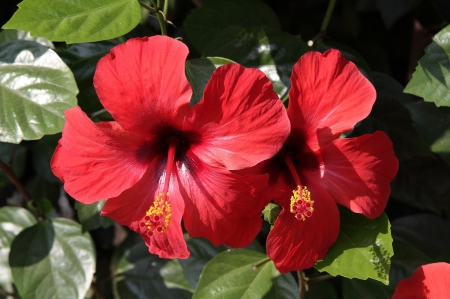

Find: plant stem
89;109;107;119
309;0;337;45
163;0;169;16
138;0;157;12
308;274;333;284
0;159;44;220
156;11;168;35
297;271;307;298
141;0;168;35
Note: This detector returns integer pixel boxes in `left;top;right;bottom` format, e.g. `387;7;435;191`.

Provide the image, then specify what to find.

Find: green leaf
160;259;194;293
0;207;37;287
351;73;433;161
57;41;119;113
262;202;281;226
0;40;78;143
75;200;114;233
185;57;234;106
185;0;280;53
404;24;450;107
111;233;191;299
3;0;141;44
315;208;393;285
202;26;308;99
0;29;54;48
0;142;26;188
9;218;96;299
193;249;299;299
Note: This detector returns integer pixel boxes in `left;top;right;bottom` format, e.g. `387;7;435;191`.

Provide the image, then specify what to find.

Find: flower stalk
309;0;337;46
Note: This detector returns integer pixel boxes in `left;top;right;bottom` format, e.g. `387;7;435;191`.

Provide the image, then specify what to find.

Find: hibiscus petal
94;36;192;137
392;262;450;299
178;151;269;247
51;107;152;203
184;63;290;170
267;180;340;273
303;131;398;219
101;160;189;259
288;49;376;151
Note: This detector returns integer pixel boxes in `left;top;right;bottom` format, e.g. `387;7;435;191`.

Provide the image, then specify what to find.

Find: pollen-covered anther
289;186;314;221
140;192;172;236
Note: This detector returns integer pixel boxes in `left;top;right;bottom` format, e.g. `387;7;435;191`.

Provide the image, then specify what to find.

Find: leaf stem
297;270;308;298
0;159;44;220
138;0;157;12
308;0;337;46
141;0;168;35
163;0;169;16
308;273;333;284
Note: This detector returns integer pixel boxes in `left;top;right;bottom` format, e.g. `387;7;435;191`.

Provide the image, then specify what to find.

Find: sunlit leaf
193;249;299;299
2;0;141;44
0;29;54;48
0;207;36;287
185;0;280;52
75;200;114;233
9;218;95;299
404;24;450;107
315;208;393;284
0;40;78;143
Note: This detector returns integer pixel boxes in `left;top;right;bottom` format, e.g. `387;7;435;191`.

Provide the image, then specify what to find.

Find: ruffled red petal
392;262;450;299
178;151;270;247
184;63;290;170
94;36;192;137
51;107;152;203
288;49;376;152
101;160;189;259
302;131;398;219
267;179;340;273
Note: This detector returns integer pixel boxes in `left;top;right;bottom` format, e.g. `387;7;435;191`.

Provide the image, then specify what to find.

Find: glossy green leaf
3;0;141;44
193;249;299;299
111;233;191;299
0;29;54;48
351;73;432;161
0;207;36;287
202;26;308;99
404;24;450;107
75;200;114;233
315;208;393;284
0;142;26;188
57;41;119;113
9;218;95;299
0;40;78;143
160;259;194;293
185;0;280;52
185;57;234;106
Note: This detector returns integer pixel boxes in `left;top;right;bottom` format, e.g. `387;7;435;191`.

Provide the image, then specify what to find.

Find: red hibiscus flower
265;49;399;273
51;36;290;259
392;262;450;299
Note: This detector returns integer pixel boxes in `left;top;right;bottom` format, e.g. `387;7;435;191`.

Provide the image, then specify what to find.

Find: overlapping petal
302;131;398;218
185;63;290;170
288;49;376;152
392;262;450;299
178;151;269;247
94;36;192;137
267;179;340;273
101;159;189;259
51;107;152;203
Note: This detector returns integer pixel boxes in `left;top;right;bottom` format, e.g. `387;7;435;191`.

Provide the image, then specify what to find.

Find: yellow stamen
141;192;172;236
289;186;314;221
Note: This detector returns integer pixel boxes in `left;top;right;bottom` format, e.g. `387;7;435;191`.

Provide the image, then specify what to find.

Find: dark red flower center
282;153;315;221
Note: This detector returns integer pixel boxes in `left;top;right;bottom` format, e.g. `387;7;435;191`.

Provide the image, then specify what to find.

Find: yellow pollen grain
145;192;172;232
289;185;314;221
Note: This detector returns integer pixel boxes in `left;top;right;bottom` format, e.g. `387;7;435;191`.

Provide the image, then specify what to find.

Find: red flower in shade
51;36;290;259
392;262;450;299
265;49;399;273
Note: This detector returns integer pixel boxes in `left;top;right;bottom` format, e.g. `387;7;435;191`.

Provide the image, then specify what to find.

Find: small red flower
51;36;290;259
265;49;399;273
392;262;450;298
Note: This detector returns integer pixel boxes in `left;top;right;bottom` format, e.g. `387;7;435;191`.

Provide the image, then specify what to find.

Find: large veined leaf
315;208;393;285
74;200;114;233
2;0;141;44
0;29;54;48
193;249;299;299
185;57;234;106
0;207;37;287
184;0;280;53
0;40;78;143
9;218;96;299
111;233;192;299
404;24;450;107
202;26;308;99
